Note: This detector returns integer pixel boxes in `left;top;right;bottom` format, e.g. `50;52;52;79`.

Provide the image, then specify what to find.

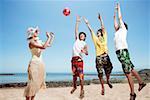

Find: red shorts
71;56;84;80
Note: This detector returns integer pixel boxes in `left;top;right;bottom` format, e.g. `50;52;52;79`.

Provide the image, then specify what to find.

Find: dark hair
27;37;33;40
124;22;128;30
79;32;86;41
97;29;103;37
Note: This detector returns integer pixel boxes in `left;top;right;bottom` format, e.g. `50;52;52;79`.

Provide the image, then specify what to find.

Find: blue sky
0;0;149;73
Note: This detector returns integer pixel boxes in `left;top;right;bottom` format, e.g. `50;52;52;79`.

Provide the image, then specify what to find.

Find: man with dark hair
114;3;146;100
83;13;113;95
70;16;88;99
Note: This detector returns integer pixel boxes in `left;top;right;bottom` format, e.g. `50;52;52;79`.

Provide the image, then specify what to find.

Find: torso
114;28;128;51
72;39;86;58
95;32;108;56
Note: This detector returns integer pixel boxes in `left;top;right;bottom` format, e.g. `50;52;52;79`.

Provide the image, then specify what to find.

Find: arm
83;17;93;33
117;3;126;29
29;33;51;49
114;7;119;31
47;32;54;47
83;17;98;43
98;13;105;33
81;45;88;55
75;16;81;40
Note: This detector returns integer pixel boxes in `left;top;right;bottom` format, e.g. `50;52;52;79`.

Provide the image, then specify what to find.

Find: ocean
0;72;125;84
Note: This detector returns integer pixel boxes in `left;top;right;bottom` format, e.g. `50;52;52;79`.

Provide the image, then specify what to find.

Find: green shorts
96;54;113;78
116;49;134;74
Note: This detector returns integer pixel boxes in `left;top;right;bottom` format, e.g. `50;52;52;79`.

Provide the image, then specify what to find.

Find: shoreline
1;78;149;88
0;69;149;88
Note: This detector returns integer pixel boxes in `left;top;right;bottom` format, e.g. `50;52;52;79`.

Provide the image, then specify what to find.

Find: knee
98;73;103;78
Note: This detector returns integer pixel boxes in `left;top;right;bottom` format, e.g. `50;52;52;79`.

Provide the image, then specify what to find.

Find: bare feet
130;93;136;100
101;89;104;95
107;83;113;88
26;96;30;100
70;88;77;94
79;90;84;99
138;82;146;91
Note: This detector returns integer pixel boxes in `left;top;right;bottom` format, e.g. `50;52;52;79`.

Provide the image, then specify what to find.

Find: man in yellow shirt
83;14;113;95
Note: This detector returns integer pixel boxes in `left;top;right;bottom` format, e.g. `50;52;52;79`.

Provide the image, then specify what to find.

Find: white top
114;28;128;51
29;38;44;61
72;39;86;58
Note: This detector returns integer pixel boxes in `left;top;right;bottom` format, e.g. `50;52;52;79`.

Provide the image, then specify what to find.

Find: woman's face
33;30;39;37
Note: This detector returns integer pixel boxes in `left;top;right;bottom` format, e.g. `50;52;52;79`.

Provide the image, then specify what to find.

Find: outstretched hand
50;32;54;38
46;32;51;38
76;15;81;22
98;13;102;21
115;3;120;10
83;17;88;24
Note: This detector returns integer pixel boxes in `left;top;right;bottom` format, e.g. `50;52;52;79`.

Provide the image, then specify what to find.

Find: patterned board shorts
71;56;84;80
96;54;113;78
116;49;134;74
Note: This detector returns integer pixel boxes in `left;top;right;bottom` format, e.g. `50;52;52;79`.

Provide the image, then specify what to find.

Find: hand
76;15;81;22
115;3;120;10
83;17;88;24
114;11;116;18
98;13;102;20
81;45;88;55
46;32;51;38
50;32;54;37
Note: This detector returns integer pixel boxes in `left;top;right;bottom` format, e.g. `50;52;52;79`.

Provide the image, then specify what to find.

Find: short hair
79;32;86;41
97;29;103;37
124;22;128;30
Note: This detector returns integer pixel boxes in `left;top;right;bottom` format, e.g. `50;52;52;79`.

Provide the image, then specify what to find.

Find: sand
0;83;149;100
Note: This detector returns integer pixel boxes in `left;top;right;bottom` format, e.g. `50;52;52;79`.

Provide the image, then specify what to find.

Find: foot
79;90;84;99
70;88;77;94
130;93;136;100
101;89;104;95
107;83;113;88
138;82;146;91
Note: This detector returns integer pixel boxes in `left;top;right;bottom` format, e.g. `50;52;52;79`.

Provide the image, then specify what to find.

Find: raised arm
116;3;125;29
98;13;105;33
83;17;94;34
83;17;98;44
75;16;81;40
29;32;51;49
47;32;55;47
114;6;119;31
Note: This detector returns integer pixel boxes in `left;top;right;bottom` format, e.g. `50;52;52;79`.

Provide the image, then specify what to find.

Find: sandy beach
0;83;149;100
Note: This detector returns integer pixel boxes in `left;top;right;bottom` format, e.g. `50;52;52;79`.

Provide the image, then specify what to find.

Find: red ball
63;7;70;16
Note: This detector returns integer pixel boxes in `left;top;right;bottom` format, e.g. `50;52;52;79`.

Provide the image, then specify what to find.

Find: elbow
119;16;122;20
42;46;46;49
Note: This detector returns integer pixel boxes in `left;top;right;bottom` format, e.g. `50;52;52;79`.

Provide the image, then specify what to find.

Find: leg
26;96;30;100
98;74;105;95
96;56;105;95
70;75;77;94
131;69;142;83
106;74;113;88
125;73;136;100
104;55;113;88
31;96;35;100
131;69;146;91
116;49;136;100
79;77;84;99
71;59;77;94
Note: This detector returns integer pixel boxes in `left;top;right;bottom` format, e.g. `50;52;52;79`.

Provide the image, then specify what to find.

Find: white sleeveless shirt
114;28;128;51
